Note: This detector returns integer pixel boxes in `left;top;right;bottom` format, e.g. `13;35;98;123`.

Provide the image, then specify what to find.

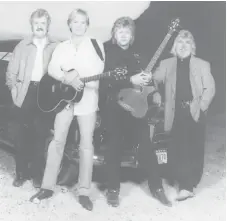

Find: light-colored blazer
6;37;58;107
153;55;215;132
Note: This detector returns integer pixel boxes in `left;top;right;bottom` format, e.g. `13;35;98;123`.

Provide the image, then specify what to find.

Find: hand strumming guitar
70;77;84;92
130;71;152;86
61;68;84;92
153;92;162;106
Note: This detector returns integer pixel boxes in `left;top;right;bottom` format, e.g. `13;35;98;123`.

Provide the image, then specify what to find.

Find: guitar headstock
111;67;128;80
168;18;180;34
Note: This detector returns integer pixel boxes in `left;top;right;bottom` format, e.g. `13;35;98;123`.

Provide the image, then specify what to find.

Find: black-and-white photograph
0;1;225;220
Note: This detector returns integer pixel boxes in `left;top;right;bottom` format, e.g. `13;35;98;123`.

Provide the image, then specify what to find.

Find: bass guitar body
118;85;156;118
37;74;84;113
117;18;180;118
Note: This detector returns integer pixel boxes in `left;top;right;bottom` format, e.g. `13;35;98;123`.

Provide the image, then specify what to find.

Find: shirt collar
69;36;89;47
25;35;56;46
33;37;47;48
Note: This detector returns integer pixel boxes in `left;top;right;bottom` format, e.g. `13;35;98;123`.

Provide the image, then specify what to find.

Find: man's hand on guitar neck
130;71;151;86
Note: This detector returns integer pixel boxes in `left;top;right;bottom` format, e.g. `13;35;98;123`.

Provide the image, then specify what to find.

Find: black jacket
99;43;144;109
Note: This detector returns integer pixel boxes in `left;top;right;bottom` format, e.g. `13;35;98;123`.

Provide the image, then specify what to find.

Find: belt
30;81;39;86
181;100;191;108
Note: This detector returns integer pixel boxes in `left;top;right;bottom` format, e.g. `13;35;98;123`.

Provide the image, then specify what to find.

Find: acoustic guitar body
37;68;127;113
118;86;155;118
38;74;84;112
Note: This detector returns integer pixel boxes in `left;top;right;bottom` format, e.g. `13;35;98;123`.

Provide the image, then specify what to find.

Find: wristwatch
60;67;75;73
67;69;75;73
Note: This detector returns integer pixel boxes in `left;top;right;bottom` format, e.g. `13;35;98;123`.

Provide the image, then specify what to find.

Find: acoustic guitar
37;67;127;113
118;18;180;118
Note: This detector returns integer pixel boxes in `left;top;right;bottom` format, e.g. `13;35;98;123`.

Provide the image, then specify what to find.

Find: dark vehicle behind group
0;40;21;148
0;39;170;187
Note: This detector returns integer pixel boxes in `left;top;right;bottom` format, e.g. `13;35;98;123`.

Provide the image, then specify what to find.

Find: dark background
134;1;226;116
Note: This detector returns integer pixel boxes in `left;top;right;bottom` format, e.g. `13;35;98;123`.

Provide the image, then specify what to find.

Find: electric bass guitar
118;18;180;118
37;67;127;113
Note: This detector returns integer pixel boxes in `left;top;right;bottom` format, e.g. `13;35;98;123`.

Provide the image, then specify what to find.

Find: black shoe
32;178;42;189
30;189;54;203
152;188;172;207
78;195;93;211
12;173;30;187
106;189;120;207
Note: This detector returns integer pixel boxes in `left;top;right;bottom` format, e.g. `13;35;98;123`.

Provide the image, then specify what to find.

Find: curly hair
111;17;135;45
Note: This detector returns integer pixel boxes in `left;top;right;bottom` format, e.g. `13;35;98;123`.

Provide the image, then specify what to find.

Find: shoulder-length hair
30;8;51;26
67;8;90;27
170;30;196;56
111;17;135;45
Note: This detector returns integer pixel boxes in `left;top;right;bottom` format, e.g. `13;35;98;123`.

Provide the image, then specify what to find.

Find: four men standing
5;8;215;210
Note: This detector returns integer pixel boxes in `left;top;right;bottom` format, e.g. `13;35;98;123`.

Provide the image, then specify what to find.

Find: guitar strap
91;39;104;62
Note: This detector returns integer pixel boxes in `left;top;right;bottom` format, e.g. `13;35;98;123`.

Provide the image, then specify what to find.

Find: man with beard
6;9;58;188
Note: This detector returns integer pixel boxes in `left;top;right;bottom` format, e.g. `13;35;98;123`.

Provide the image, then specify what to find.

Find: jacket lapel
190;56;201;99
190;56;197;77
169;57;177;98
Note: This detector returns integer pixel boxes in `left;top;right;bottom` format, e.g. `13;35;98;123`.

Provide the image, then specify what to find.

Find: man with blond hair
152;30;215;201
30;9;105;211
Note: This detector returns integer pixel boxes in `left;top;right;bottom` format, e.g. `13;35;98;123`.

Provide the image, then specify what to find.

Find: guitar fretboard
144;28;176;74
81;71;112;83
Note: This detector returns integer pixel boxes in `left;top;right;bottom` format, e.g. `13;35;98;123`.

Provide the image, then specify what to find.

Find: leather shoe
12;174;29;187
106;189;120;207
78;195;93;211
176;189;194;201
30;189;54;203
32;178;42;189
152;188;172;207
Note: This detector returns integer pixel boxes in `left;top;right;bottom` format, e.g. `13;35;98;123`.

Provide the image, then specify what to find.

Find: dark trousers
11;84;53;180
104;103;162;191
168;104;206;191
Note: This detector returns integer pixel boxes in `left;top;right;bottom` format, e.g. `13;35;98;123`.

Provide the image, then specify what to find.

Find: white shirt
31;38;47;81
48;37;105;116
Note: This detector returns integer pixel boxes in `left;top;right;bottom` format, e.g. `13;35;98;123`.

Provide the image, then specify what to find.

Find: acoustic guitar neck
80;71;112;83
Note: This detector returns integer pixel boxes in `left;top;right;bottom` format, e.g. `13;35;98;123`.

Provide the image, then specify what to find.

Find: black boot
32;178;42;188
12;172;30;187
30;188;54;203
106;189;120;207
78;195;93;211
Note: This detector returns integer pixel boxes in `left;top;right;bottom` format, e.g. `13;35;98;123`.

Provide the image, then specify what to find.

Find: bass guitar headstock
168;18;181;34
